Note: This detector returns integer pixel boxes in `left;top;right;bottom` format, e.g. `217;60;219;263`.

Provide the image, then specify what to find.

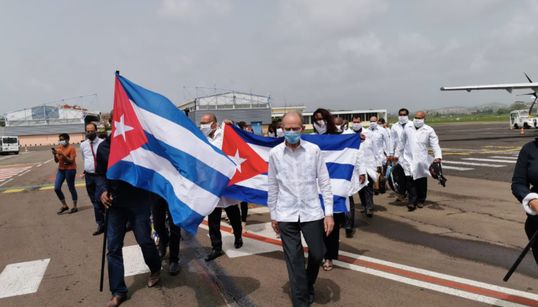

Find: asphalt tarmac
0;122;537;307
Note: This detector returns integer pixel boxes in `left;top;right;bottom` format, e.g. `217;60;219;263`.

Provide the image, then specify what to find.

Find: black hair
398;108;409;116
378;118;386;124
352;114;361;120
237;121;248;130
86;122;97;131
313;108;337;134
59;133;70;141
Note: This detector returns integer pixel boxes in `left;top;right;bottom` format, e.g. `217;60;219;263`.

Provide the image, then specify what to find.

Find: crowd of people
51;107;444;307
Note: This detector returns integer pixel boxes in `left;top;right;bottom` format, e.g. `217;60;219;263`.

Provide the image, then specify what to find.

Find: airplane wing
441;83;538;93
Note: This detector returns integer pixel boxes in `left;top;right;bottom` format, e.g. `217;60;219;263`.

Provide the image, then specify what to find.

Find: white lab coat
357;136;379;182
395;123;442;180
362;127;389;168
389;122;409;156
208;125;238;208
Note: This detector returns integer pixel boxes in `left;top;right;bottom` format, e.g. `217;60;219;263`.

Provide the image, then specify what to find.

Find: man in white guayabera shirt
268;111;334;307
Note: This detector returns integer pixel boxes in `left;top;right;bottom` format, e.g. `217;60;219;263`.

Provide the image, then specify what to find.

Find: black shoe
169;261;180;276
234;238;243;249
366;209;373;218
205;249;224;261
345;229;354;238
57;206;69;215
417;202;424;208
407;204;417;212
92;226;104;236
308;288;315;305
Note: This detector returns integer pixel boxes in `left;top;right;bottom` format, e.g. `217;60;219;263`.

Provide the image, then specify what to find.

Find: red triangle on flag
108;77;148;168
222;124;268;186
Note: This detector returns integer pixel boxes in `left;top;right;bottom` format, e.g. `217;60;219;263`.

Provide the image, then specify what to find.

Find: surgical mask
276;128;284;137
86;132;97;141
284;130;301;144
336;125;342;133
369;122;378;129
398;115;409;124
413;118;424;128
351;123;362;132
313;120;327;134
200;122;214;136
59;140;67;146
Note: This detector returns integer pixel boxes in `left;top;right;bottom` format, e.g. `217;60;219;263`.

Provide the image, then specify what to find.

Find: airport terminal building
178;92;273;134
1;105;99;147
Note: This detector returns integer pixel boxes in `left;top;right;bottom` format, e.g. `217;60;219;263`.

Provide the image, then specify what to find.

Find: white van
510;110;537;129
0;136;20;154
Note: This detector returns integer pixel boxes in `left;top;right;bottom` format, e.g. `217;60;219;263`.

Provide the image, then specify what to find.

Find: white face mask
336;125;342;132
313;120;327;134
276;128;284;137
59;140;67;146
413;118;424;128
351;123;362;132
200;122;214;136
398;115;409;124
369;122;378;129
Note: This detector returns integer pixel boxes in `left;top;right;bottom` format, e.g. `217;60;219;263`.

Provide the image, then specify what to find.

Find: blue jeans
107;204;161;297
85;174;105;227
54;169;77;201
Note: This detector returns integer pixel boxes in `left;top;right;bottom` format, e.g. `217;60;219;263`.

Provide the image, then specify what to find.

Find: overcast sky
1;0;538;115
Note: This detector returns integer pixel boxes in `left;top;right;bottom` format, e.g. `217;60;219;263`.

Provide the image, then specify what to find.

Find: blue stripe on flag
326;163;354;180
142;132;230;197
320;195;348;213
229;124;284;147
222;184;268;205
108;161;204;234
303;133;360;150
117;75;218;152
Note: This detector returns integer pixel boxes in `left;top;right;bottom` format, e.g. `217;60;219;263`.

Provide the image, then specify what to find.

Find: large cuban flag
221;124;361;212
107;73;237;234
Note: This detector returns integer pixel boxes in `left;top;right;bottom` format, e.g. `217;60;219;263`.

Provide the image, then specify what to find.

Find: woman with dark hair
512;138;538;265
312;108;337;135
311;108;345;271
53;133;78;214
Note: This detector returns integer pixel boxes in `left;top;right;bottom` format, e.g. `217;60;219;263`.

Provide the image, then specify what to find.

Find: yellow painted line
75;183;85;188
39;185;54;191
3;188;25;194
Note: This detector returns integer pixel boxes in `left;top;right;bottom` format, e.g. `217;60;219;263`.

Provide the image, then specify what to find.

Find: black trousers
208;205;242;251
324;213;346;260
406;176;428;205
345;196;355;231
240;201;248;223
278;219;325;307
151;197;181;263
359;175;375;210
525;216;538;266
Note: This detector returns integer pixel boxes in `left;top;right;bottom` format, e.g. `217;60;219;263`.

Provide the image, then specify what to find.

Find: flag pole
503;228;538;282
99;208;109;291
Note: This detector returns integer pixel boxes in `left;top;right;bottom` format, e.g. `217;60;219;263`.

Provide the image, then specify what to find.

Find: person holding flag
98;73;237;306
200;113;244;261
268;111;334;307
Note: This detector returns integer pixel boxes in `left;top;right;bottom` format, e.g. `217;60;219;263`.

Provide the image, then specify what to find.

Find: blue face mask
284;130;301;144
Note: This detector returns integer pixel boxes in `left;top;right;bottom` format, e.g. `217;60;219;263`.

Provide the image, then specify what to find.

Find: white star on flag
113;114;134;141
228;149;247;173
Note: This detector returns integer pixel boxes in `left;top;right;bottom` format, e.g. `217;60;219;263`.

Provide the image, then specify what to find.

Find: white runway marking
0;259;50;299
462;158;516;164
123;245;151;277
489;156;518;160
443;160;505;167
0;166;31;182
442;165;474;171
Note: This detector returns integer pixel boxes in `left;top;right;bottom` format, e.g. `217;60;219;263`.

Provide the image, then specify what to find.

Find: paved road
0;124;537;306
